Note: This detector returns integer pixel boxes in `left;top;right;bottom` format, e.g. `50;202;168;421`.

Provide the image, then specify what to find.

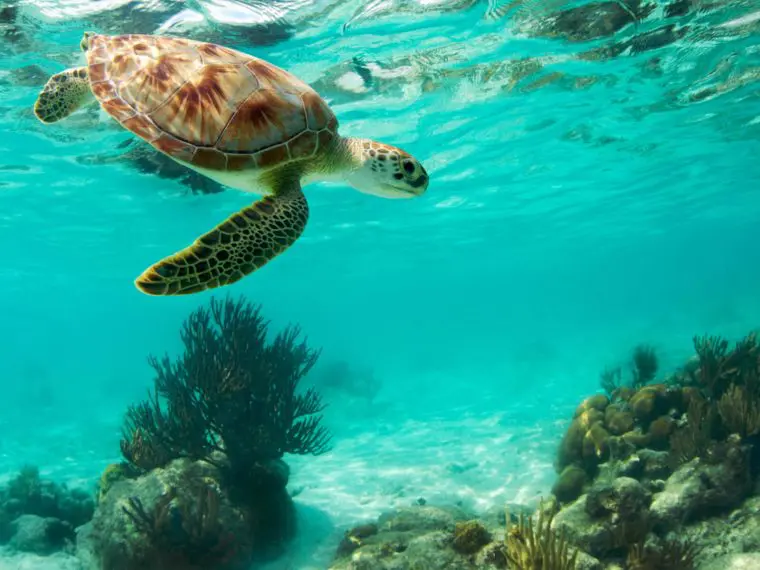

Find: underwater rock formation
452;520;492;555
548;331;760;568
84;295;330;568
329;504;488;569
8;514;75;555
649;438;753;532
328;501;584;570
79;455;293;570
0;465;94;556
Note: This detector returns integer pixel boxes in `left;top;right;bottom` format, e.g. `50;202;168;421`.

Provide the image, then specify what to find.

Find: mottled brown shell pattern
85;33;338;172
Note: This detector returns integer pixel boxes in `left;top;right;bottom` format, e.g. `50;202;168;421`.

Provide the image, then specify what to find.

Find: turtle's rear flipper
34;67;92;123
134;183;309;296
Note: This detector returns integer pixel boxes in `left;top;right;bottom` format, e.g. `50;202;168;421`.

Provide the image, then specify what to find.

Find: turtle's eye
402;160;415;175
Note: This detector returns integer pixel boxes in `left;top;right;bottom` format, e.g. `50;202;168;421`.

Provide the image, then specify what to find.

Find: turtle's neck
306;135;366;180
299;136;357;186
333;136;367;173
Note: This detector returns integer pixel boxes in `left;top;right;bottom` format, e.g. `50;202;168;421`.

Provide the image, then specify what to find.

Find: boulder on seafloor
78;456;295;570
452;520;492;555
551;495;613;557
552;476;652;558
8;514;75;555
574;551;604;570
377;504;466;533
0;465;95;531
551;448;757;564
649;441;753;533
75;522;98;570
585;476;652;521
329;504;504;570
661;494;760;565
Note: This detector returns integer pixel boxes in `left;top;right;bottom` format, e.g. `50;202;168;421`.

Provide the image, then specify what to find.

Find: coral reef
549;330;760;569
86;295;331;569
331;329;759;570
6;322;758;570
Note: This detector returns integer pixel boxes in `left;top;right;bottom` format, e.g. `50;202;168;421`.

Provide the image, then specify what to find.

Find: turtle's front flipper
34;67;93;123
134;182;309;296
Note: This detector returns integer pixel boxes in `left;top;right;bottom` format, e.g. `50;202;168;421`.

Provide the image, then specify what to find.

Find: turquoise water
1;0;759;567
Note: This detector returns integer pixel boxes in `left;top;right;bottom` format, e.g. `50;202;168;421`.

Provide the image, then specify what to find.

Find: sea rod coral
120;294;332;482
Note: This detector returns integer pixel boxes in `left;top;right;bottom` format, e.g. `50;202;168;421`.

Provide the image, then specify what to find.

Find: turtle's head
80;31;97;52
342;137;428;199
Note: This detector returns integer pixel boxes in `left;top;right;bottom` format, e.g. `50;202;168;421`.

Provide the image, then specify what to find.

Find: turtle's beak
394;166;428;197
409;169;429;193
387;177;427;197
379;183;419;199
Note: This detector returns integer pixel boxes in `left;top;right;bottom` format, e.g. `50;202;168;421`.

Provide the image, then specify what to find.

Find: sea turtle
33;32;429;296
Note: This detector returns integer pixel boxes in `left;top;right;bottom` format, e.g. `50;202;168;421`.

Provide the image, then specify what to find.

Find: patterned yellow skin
33;32;429;296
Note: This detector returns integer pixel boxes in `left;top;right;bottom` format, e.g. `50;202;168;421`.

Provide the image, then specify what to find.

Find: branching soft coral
504;501;578;570
669;394;714;466
665;331;760;466
718;384;760;438
600;366;622;397
598;344;659;396
120;295;331;479
631;344;658;389
691;332;759;399
626;537;700;570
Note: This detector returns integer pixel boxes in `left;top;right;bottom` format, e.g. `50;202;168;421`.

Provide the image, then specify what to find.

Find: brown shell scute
86;33;338;173
151;64;258;147
153;134;196;162
302;92;332;130
216;89;305;153
122;115;162;142
289;131;318;159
